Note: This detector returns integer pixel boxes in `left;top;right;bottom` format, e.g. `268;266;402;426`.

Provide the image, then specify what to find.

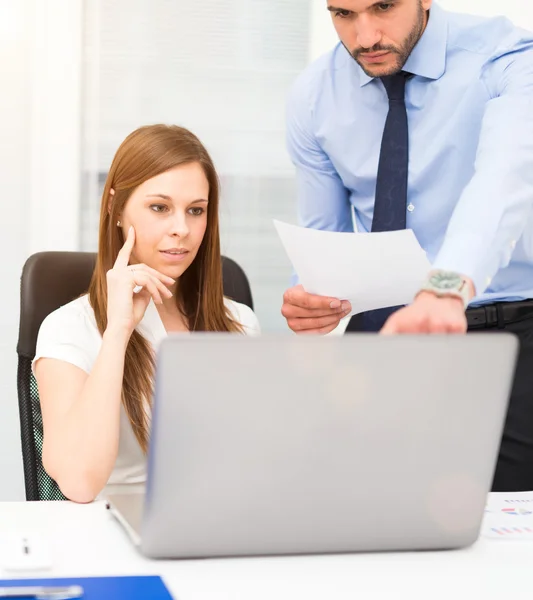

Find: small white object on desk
0;534;52;573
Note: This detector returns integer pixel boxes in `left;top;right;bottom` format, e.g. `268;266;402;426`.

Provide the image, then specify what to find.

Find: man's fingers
379;320;397;335
448;319;467;334
287;313;344;333
298;322;341;336
428;320;449;334
282;303;349;320
381;315;429;335
380;315;467;335
315;322;342;335
114;225;135;268
283;285;348;312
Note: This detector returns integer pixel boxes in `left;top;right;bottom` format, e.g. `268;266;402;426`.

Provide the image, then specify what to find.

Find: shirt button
486;276;492;287
510;240;517;249
407;203;415;212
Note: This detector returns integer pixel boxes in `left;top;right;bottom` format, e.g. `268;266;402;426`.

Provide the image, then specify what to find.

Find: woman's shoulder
224;298;261;336
36;294;100;355
34;294;101;375
40;294;96;331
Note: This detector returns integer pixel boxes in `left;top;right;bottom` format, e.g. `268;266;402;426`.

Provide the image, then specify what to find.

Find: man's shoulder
289;43;348;102
447;9;531;57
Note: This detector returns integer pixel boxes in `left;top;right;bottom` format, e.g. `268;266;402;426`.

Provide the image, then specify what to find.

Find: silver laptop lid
141;334;517;558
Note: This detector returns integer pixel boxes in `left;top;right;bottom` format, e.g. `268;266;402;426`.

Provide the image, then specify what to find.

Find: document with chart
483;491;533;539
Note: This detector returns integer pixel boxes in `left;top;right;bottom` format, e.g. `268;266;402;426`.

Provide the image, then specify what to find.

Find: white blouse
32;294;260;497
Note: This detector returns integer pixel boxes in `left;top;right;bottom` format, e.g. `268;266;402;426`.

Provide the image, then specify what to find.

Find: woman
33;124;260;503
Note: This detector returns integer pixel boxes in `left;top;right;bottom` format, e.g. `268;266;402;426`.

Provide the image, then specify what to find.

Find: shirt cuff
432;233;514;299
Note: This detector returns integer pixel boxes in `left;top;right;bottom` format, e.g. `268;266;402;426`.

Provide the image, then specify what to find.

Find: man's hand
282;285;352;335
380;291;467;334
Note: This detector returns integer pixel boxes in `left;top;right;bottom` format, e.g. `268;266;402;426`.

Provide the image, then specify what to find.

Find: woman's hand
106;226;175;336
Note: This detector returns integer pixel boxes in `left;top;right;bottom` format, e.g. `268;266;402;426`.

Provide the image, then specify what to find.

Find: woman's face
119;162;209;282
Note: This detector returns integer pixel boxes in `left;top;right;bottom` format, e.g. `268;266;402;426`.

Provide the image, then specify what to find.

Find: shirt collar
137;299;168;349
137;299;192;349
358;2;448;87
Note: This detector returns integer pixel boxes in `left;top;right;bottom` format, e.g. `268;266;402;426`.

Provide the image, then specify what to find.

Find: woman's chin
162;264;186;279
159;258;194;279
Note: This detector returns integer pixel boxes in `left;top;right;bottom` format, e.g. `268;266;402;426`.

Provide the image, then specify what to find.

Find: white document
274;220;431;314
482;491;533;540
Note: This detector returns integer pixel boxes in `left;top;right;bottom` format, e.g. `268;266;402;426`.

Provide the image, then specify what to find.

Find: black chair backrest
17;251;254;500
221;255;254;312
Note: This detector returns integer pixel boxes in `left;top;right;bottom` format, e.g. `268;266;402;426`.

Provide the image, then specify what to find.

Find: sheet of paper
274;220;431;314
482;491;533;540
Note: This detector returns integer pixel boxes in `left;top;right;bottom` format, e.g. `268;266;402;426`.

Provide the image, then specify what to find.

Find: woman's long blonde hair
88;124;242;452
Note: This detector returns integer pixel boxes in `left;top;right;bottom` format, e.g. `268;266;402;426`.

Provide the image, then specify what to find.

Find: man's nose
355;16;382;50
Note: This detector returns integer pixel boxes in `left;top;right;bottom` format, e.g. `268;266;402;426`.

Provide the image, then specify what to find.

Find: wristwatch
418;270;470;309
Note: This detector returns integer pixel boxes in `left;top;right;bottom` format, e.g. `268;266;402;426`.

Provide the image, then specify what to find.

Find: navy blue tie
346;72;410;333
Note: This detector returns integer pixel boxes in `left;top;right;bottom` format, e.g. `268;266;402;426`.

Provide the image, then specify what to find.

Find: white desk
0;500;531;600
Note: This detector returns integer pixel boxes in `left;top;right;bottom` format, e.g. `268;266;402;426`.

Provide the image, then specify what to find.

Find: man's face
328;0;431;77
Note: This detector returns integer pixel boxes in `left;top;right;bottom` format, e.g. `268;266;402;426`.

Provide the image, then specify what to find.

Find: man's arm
382;36;533;335
281;74;353;334
432;38;533;296
286;73;353;233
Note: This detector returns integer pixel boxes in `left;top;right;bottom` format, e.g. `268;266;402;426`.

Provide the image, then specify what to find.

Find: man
281;0;533;491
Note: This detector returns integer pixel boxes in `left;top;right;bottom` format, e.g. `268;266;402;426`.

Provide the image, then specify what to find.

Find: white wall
0;0;82;501
29;0;82;255
309;0;533;59
0;0;32;500
309;0;338;62
440;0;533;30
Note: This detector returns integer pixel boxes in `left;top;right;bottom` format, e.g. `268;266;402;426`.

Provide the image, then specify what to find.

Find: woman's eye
150;204;168;213
189;207;205;216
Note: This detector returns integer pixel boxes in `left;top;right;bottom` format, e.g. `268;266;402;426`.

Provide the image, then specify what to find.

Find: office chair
17;251;254;501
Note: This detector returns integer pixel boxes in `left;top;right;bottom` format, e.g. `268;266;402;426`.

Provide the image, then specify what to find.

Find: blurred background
1;0;532;499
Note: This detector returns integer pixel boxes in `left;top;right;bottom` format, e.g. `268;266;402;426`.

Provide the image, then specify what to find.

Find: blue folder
0;575;174;599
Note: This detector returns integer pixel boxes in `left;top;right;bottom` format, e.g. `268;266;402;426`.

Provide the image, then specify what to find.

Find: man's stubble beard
347;3;427;77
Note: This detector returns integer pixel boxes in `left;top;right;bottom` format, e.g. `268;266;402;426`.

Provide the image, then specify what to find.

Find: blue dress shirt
286;3;533;305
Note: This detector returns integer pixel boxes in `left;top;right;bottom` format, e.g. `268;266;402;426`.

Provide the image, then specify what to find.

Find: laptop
106;333;518;559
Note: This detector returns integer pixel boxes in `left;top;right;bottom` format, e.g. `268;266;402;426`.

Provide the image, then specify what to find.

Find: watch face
429;271;462;290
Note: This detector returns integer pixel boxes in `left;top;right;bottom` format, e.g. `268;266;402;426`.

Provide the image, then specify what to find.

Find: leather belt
466;300;533;328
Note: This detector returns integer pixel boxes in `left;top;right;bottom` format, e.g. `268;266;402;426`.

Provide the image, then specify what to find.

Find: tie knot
381;71;410;103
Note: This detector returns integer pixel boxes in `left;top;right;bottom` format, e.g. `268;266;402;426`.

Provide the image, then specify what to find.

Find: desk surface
0;500;531;600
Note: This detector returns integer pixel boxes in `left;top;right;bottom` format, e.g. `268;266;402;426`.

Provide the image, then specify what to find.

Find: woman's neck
156;297;189;333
